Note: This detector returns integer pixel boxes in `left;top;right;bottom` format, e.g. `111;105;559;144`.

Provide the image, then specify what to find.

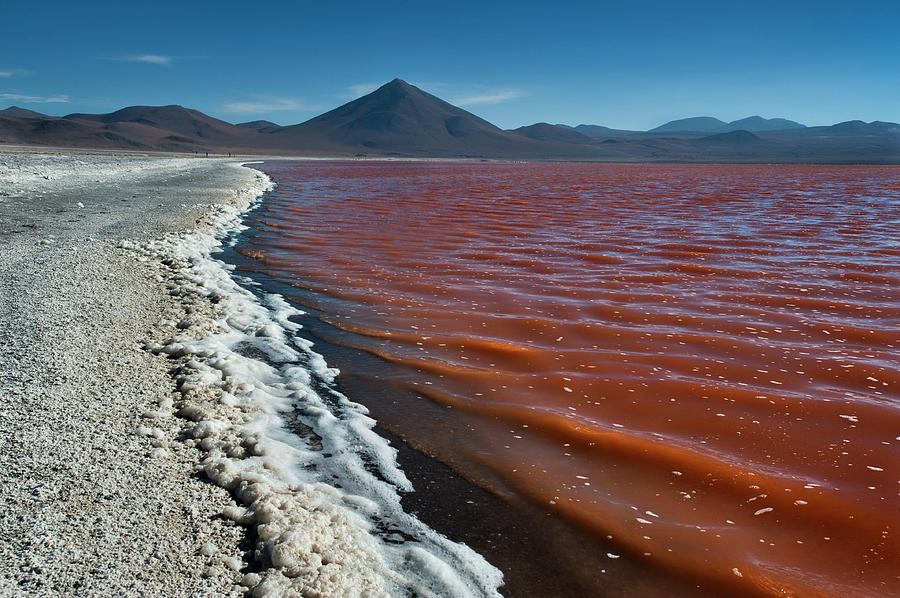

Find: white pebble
222;555;243;571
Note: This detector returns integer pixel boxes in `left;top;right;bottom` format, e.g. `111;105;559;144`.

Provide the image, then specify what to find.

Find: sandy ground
0;153;265;596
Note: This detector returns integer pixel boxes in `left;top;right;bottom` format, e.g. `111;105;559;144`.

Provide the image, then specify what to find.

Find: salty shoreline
0;151;502;597
0;153;266;596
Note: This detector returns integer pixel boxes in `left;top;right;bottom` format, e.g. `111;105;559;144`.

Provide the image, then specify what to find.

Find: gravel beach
0;152;268;596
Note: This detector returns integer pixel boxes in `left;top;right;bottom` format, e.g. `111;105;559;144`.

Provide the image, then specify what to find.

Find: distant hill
652;115;806;133
814;120;900;136
651;117;730;133
0;112;150;150
572;124;638;137
237;120;283;133
728;116;805;131
513;123;594;144
0;106;48;119
0;104;268;152
555;124;638;137
63;105;253;148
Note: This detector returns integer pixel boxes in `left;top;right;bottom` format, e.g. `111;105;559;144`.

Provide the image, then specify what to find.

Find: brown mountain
0;104;270;152
0;111;148;150
62;105;259;149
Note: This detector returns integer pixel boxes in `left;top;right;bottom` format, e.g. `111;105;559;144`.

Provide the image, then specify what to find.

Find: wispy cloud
222;97;319;114
0;68;29;78
0;93;69;103
122;54;173;66
348;83;380;97
452;89;526;106
334;83;383;100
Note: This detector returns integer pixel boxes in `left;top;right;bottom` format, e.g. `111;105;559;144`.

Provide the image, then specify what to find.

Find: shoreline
0;152;267;596
6;142;900;166
0;151;502;597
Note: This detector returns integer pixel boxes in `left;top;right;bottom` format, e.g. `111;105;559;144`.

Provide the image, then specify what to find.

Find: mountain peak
368;78;420;101
271;78;537;156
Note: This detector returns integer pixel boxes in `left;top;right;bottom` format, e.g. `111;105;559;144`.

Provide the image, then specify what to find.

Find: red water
243;161;899;597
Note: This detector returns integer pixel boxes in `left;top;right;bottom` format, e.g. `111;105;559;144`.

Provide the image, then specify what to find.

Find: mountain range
1;79;898;162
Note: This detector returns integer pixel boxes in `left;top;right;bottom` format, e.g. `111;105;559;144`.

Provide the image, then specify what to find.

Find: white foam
129;164;503;597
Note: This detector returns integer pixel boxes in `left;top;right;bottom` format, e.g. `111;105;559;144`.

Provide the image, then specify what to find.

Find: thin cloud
122;54;173;66
335;83;382;100
0;93;69;103
0;68;29;78
349;83;380;97
222;97;319;113
453;89;525;106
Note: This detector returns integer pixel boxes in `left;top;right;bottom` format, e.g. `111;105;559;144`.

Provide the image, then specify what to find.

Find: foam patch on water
124;164;503;597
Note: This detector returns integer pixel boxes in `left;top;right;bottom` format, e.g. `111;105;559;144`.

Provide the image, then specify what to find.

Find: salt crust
0;154;213;198
125;167;503;597
1;154;264;596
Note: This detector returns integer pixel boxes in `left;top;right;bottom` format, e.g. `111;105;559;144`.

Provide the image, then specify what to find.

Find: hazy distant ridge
236;120;283;133
650;115;806;133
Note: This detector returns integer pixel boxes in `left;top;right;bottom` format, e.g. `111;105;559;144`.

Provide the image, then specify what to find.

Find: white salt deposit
0;153;214;195
127;168;503;597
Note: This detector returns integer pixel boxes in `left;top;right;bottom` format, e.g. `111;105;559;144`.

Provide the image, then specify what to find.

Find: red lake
238;161;899;597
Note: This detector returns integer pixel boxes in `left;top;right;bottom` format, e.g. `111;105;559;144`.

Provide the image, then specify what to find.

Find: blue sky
1;0;898;130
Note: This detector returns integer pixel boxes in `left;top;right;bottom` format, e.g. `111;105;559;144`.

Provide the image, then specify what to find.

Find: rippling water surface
240;161;899;597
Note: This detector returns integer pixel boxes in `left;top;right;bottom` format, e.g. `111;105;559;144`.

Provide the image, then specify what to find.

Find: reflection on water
242;161;899;597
